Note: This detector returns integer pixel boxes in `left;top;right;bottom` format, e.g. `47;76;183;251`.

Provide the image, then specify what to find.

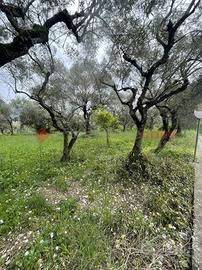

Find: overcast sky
0;71;14;101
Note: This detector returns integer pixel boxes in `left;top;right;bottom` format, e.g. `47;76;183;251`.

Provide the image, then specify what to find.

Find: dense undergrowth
0;130;195;269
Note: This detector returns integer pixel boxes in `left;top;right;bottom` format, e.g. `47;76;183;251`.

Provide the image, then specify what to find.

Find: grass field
0;130;195;269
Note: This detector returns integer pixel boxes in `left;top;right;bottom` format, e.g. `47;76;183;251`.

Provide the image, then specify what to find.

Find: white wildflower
24;251;29;256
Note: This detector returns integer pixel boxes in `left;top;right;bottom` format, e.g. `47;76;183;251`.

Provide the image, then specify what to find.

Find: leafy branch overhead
122;0;200;107
0;0;106;66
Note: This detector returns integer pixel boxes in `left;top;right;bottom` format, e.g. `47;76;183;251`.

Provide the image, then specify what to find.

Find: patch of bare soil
37;181;89;209
0;230;34;268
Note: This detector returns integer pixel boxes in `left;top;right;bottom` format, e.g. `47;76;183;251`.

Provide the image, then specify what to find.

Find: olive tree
102;0;201;162
7;50;82;162
0;113;9;134
0;98;14;134
154;76;202;152
66;60;110;135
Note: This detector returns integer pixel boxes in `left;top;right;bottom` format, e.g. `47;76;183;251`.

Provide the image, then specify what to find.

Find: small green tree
95;111;118;145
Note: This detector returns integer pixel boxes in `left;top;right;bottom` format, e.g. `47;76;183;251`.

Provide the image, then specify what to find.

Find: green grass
0;129;195;269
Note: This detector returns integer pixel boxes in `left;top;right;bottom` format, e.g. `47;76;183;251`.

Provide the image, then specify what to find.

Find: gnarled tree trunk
128;123;145;162
85;116;91;135
155;109;178;153
83;105;92;135
7;119;14;135
176;120;182;136
148;116;154;130
60;132;78;162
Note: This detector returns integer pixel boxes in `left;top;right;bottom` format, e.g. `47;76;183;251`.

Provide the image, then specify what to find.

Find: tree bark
60;132;78;162
8;119;14;135
85;116;91;135
61;133;69;162
148;117;154;130
176;120;182;135
154;131;172;153
128;124;145;162
155;110;177;153
10;126;14;135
